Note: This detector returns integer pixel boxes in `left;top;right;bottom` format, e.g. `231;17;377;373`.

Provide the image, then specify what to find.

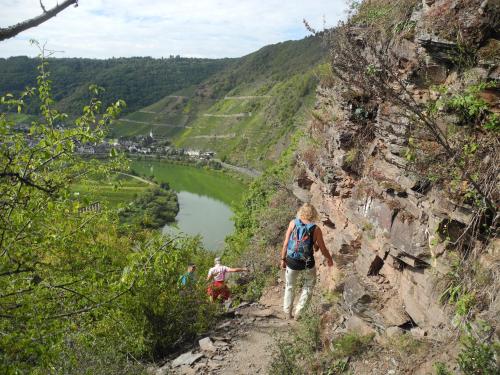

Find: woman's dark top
286;220;316;270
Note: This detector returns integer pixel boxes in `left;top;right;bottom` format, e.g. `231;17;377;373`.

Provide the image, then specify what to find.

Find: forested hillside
112;35;327;168
0;56;230;113
1;36;326;169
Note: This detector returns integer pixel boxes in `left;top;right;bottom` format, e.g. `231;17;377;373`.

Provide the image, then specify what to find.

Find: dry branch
0;0;78;42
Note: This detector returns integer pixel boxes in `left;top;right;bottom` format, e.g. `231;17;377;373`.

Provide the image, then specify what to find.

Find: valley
1;1;498;373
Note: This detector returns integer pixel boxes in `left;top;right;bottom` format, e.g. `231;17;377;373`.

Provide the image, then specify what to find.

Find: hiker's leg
283;267;299;317
294;267;316;318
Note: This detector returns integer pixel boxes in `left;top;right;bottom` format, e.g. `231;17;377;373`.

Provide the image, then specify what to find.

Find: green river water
131;160;246;250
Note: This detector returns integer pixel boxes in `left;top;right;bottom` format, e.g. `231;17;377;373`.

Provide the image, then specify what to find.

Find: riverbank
127;154;258;181
131;160;247;250
130;160;247;207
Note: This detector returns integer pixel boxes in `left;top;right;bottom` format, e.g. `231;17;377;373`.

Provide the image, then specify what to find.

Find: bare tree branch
0;0;78;42
39;1;47;13
0;171;56;194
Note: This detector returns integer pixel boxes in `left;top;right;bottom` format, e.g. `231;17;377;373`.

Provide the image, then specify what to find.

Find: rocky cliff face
293;0;499;371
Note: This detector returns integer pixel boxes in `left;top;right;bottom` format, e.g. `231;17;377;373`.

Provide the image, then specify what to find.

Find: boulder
381;298;411;326
410;327;427;338
417;33;458;63
343;276;372;311
386;326;404;338
345;315;376;336
399;268;449;335
177;365;196;375
355;241;385;276
364;198;394;232
199;337;217;353
390;213;429;258
172;351;204;367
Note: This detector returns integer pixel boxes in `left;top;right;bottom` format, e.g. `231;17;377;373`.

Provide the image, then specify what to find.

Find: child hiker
206;257;248;302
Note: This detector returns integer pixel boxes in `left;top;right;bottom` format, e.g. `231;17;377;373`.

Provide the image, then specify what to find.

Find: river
131;160;246;250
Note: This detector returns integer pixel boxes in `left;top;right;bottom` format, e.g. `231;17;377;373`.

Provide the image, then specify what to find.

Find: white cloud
0;0;348;58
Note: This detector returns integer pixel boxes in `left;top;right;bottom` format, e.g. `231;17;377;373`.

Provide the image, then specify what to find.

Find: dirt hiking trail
151;284;293;375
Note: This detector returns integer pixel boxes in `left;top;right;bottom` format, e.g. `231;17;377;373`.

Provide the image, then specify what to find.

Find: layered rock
295;0;499;344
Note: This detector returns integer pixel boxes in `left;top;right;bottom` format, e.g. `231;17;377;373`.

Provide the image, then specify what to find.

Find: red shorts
207;281;231;301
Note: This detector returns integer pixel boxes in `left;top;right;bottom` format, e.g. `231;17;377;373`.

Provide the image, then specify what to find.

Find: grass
329;332;374;359
72;174;151;208
269;306;374;375
350;0;419;34
130;160;246;207
5;112;38;124
384;333;428;359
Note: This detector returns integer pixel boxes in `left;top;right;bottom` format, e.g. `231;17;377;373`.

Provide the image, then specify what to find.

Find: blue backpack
287;218;316;261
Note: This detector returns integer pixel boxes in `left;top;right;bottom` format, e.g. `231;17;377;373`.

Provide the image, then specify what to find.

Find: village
76;130;216;161
11;122;215;161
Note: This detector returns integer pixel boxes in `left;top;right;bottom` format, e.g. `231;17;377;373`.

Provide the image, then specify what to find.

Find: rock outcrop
295;0;499;350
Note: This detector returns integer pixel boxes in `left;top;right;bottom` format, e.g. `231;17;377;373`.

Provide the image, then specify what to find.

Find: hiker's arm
206;272;213;281
314;227;333;267
227;267;248;272
280;220;294;269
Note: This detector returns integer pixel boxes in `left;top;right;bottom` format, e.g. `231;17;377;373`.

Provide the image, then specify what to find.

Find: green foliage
345;148;359;165
0;54;220;373
106;36;325;169
457;334;500;375
119;235;217;358
72;174;151;207
446;82;498;130
0;55;229;115
330;332;374;359
448;37;478;72
449;86;488;123
269;313;322;375
349;0;419;33
223;131;301;299
0;51;129;372
483;113;499;131
455;292;477;317
119;186;179;228
269;311;373;375
174;68;319;169
440;256;475;319
434;362;453;375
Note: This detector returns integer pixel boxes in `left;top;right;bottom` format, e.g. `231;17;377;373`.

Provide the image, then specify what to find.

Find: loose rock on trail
151;285;291;375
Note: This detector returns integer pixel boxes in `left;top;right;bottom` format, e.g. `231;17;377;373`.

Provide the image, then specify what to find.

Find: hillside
111;35;327;168
270;0;499;373
0;56;231;114
1;36;327;169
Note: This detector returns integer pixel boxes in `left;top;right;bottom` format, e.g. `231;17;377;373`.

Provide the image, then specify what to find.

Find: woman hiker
206;257;248;302
280;203;334;320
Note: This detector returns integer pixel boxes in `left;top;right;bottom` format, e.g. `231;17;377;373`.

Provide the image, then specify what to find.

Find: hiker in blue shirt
280;203;334;320
179;263;197;287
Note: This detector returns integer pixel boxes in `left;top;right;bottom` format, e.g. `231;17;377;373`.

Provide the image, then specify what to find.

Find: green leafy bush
0;55;220;374
119;186;179;228
330;332;374;359
434;362;453;375
458;334;500;375
446;82;498;131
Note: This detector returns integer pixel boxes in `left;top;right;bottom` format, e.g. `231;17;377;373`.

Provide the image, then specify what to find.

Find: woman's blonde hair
297;203;318;222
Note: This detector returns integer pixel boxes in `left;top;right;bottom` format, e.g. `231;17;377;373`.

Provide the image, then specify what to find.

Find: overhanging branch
0;0;78;42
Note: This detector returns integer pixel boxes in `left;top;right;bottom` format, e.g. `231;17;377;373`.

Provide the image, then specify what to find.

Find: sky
0;0;348;59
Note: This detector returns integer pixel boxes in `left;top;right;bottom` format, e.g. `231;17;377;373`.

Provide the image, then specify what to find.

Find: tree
0;47;129;370
0;0;79;42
